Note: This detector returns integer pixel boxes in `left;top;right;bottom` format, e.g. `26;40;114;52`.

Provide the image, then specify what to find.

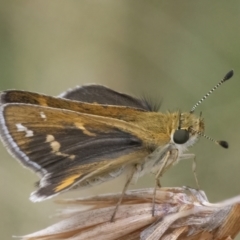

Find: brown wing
0;90;149;121
0;103;150;201
59;84;157;111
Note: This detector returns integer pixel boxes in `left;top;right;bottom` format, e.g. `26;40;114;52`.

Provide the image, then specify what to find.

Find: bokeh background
1;1;240;239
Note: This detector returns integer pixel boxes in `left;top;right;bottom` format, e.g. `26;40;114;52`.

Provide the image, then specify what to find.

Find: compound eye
173;129;189;144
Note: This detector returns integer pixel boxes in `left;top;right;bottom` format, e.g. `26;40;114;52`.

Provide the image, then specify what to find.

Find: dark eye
173;129;189;144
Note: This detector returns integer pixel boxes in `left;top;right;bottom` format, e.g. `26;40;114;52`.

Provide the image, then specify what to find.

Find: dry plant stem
20;187;240;240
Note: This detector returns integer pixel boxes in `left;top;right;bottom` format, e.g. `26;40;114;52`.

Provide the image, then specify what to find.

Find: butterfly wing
0;103;150;201
59;84;155;111
0;90;150;122
0;85;155;111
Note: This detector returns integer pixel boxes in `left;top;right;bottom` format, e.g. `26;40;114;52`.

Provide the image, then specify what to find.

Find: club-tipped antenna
199;132;228;149
178;112;182;129
190;70;234;113
191;128;229;149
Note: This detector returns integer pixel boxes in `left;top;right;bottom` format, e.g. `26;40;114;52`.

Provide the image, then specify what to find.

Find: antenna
190;70;234;113
191;128;229;149
197;131;228;149
178;112;182;129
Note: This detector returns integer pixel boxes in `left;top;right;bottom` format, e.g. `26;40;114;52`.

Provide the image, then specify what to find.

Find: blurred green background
1;1;240;239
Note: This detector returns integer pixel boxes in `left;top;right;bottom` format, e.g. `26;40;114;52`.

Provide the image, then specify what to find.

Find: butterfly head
169;112;204;152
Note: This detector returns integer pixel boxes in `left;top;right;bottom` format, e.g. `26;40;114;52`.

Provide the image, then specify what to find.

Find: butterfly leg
110;166;136;222
192;155;200;189
152;151;171;216
180;153;200;189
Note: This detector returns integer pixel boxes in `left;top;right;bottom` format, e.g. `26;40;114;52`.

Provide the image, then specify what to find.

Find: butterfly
0;70;232;220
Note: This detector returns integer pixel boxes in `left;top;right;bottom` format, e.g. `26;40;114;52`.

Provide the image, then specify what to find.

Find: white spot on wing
46;134;55;142
40;111;47;120
0;105;45;174
16;123;34;137
26;131;33;137
51;141;60;152
46;134;76;160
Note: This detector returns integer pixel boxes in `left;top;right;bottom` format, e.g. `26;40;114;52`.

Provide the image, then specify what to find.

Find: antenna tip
224;70;234;81
217;140;229;149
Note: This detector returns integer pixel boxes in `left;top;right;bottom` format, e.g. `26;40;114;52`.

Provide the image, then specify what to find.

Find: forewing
59;84;154;111
0;90;148;121
0;104;148;200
